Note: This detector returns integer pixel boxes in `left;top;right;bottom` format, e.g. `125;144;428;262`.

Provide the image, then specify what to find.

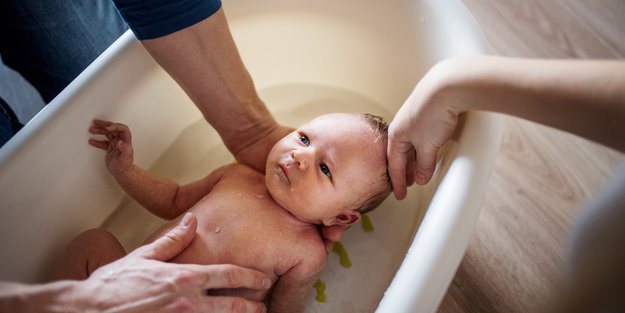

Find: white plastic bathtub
0;0;502;312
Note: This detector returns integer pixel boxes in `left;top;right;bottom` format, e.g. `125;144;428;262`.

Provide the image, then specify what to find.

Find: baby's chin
265;174;289;208
264;177;315;223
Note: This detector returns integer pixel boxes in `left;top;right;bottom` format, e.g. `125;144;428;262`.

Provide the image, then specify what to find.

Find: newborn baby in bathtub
53;113;391;313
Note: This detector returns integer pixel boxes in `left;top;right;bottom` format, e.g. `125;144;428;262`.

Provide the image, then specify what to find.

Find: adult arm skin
136;8;350;243
0;213;270;313
388;56;625;199
140;8;292;173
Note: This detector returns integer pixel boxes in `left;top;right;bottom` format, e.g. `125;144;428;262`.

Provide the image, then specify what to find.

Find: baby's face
265;113;387;226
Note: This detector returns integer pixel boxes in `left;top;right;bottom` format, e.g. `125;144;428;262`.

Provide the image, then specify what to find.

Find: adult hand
387;60;463;199
234;125;294;173
80;213;270;313
389;56;625;200
319;225;348;252
0;213;269;313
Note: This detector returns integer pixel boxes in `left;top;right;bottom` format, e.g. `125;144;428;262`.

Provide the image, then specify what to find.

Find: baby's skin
143;163;328;308
54;113;389;313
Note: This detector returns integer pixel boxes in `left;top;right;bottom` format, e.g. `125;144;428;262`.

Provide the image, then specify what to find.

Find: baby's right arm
88;119;134;177
88;119;227;219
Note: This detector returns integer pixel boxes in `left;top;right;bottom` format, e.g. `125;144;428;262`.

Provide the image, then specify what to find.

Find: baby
53;113;391;313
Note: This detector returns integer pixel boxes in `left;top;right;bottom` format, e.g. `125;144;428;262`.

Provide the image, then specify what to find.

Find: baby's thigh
50;228;126;280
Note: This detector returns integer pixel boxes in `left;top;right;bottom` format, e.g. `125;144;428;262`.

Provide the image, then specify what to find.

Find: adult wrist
0;280;88;313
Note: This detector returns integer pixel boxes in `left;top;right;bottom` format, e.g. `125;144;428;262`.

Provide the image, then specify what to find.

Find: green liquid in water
313;279;327;303
331;241;352;268
361;214;374;232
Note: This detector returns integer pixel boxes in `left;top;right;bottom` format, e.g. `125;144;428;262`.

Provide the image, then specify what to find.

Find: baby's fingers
105;123;132;144
93;119;113;126
89;120;116;139
90;119;113;131
88;139;110;151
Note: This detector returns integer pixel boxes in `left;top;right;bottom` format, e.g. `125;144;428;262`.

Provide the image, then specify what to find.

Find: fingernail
263;278;271;289
179;213;192;226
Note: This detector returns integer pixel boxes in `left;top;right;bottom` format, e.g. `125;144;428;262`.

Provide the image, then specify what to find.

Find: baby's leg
49;228;126;281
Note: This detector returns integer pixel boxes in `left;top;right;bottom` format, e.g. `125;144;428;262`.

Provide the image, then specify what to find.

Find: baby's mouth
277;163;291;185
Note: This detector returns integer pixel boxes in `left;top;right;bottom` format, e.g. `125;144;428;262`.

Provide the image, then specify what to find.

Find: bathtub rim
375;0;501;312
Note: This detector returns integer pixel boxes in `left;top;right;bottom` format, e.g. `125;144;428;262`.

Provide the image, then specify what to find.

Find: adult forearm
0;281;87;313
140;8;279;159
437;56;625;152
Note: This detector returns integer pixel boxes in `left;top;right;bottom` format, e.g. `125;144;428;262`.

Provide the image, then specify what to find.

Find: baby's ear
333;211;361;227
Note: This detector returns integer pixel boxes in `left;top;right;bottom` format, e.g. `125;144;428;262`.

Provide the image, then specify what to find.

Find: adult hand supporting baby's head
320;225;348;252
387;59;464;199
82;213;270;313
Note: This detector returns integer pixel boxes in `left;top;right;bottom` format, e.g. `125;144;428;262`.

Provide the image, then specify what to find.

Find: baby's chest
180;217;305;277
183;199;307;276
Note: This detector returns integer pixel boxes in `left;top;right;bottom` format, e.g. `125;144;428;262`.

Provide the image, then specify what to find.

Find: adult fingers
162;296;266;313
133;213;197;261
319;224;346;252
204;296;266;313
320;225;345;242
199;264;271;291
387;139;410;200
404;148;416;189
414;146;438;185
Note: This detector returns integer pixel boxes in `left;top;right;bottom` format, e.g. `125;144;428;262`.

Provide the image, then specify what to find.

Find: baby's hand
89;119;134;177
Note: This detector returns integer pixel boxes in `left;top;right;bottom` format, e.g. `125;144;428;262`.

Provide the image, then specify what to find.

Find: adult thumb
132;212;197;261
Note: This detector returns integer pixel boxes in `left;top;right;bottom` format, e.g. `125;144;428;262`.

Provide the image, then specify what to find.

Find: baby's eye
320;164;332;179
299;134;310;146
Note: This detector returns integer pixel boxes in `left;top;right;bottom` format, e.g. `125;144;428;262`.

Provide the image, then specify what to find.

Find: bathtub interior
0;0;495;312
105;0;478;311
101;84;453;312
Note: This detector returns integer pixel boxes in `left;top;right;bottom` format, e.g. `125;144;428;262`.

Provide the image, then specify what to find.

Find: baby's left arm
268;248;327;313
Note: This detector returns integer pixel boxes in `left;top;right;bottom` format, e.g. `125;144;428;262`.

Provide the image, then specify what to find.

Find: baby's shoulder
217;162;262;178
292;229;328;268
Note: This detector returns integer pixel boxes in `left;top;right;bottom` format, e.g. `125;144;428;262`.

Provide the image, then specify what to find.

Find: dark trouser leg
0;0;128;103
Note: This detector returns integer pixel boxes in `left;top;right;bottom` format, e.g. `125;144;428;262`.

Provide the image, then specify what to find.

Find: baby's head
265;113;391;228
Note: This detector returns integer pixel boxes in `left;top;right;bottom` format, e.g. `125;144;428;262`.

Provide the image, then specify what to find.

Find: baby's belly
165;220;284;301
168;239;270;301
144;188;308;301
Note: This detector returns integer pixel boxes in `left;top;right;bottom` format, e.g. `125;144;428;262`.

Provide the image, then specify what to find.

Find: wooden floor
438;1;625;312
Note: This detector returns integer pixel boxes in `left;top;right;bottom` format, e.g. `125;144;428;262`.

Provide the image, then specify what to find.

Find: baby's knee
66;228;125;258
70;228;115;247
51;228;126;280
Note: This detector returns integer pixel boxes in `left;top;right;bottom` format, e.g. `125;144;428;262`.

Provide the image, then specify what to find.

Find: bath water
102;83;429;313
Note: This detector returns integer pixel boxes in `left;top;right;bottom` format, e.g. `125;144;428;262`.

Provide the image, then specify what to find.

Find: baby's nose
291;149;312;170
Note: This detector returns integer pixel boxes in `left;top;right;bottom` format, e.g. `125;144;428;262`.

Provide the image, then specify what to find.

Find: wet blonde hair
357;113;392;214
